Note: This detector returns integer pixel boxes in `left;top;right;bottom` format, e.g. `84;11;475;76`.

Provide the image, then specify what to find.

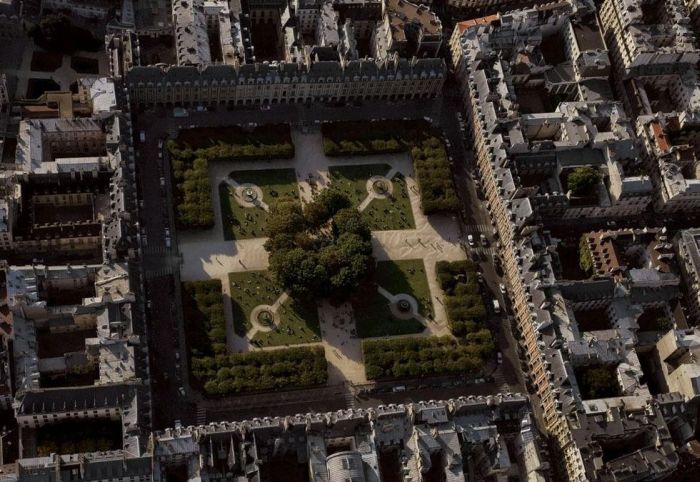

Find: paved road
438;85;527;394
133;115;195;429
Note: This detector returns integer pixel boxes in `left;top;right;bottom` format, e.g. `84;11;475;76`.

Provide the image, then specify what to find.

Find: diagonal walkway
178;128;467;363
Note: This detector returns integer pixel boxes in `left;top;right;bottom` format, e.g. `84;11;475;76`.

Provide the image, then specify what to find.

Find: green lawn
352;259;433;338
328;164;415;231
363;174;414;231
219;169;299;240
228;271;321;346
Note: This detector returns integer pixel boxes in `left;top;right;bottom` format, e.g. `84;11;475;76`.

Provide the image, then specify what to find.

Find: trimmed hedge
183;280;226;358
184;281;328;395
191;346;328;394
171;155;215;230
166;124;295;230
411;138;460;215
436;260;487;337
321;120;458;215
321;120;423;156
363;336;491;380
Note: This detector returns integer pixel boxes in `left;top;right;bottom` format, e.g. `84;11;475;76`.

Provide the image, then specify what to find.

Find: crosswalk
490;370;510;394
144;266;175;278
142;246;173;256
196;407;207;425
463;224;492;234
344;391;356;409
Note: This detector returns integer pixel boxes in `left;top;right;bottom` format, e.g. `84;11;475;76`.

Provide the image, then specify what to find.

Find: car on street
160;177;165;188
499;283;506;295
492;299;501;314
178;387;186;397
467;234;475;247
480;234;488;247
497;352;503;364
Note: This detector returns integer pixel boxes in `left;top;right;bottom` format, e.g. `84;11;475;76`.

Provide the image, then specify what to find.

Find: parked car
480;234;488;247
497;352;503;364
492;299;501;314
499;283;506;295
467;234;475;247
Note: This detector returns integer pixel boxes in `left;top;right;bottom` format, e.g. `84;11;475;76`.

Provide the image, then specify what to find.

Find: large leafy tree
266;192;372;300
567;166;601;196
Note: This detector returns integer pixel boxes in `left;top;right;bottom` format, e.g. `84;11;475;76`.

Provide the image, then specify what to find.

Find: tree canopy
265;192;373;300
29;14;102;53
567;166;601;196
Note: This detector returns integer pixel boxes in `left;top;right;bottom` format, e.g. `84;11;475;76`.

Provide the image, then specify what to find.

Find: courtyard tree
578;235;594;276
580;366;620;399
567;166;601;196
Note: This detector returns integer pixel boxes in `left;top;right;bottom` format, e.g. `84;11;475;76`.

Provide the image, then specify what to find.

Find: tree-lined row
183;280;227;357
321;120;418;156
411;138;460;215
436;260;487;337
363;336;493;380
166;125;294;230
191;346;328;394
321;121;459;215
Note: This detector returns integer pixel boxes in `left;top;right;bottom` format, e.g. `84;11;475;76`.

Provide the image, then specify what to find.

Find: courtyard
178;127;465;385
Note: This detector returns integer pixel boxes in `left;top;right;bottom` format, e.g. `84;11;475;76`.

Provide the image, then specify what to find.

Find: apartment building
451;4;700;480
118;52;445;108
600;0;699;76
637;114;700;213
0;79;135;262
0;396;547;481
677;228;700;322
656;328;700;403
42;0;118;18
151;396;547;482
371;0;443;60
107;0;444;108
451;5;652;229
600;0;700;118
511;227;691;480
